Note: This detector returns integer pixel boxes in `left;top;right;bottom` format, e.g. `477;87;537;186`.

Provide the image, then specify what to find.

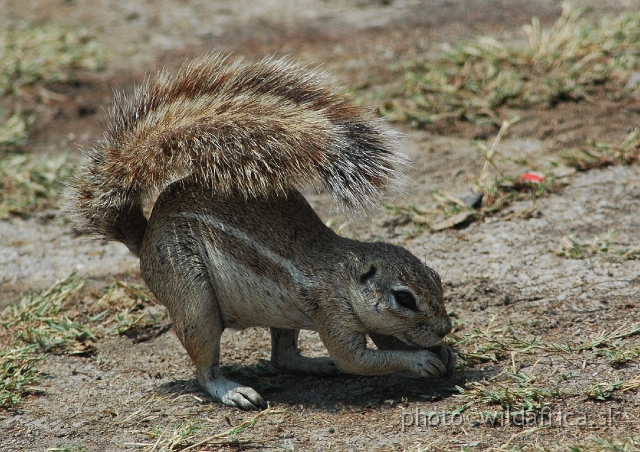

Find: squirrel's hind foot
202;376;267;410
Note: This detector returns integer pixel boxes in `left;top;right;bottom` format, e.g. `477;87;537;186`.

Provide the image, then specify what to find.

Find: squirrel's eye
394;290;418;311
359;264;377;284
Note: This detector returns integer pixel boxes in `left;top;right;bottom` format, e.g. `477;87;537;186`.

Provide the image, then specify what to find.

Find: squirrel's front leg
319;326;452;378
369;332;457;375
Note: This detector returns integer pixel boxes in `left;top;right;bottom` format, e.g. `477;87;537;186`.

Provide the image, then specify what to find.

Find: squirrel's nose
438;316;452;338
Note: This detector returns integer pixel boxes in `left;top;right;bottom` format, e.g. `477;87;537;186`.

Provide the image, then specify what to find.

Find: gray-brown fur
68;53;405;255
69;54;455;410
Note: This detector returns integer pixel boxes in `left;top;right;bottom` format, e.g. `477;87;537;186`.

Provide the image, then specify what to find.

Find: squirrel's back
68;53;405;255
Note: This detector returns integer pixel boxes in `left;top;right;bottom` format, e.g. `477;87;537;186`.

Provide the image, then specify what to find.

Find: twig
488;425;547;451
478;116;520;185
180;406;280;452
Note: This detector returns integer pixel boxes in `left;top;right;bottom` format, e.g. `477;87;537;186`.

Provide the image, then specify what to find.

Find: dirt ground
1;0;640;451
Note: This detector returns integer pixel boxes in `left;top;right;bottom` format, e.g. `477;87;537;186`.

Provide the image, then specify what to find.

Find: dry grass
0;276;165;355
375;4;640;229
0;152;73;218
446;323;544;365
449;319;640;363
446;318;640;418
0;23;102;95
562;127;640;170
0;274;95;354
93;280;168;337
554;231;617;260
454;369;560;416
0;275;165;410
46;446;89;452
0;345;44;409
0;112;29;148
378;3;640;126
399;117;556;230
0;23;103;217
397;120;639;231
0;23;103;149
125;406;282;452
554;230;640;262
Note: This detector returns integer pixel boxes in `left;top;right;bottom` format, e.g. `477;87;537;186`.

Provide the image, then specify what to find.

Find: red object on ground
519;172;544;183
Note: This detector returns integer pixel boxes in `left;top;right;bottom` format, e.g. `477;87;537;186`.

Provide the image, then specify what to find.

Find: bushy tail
68;53;405;256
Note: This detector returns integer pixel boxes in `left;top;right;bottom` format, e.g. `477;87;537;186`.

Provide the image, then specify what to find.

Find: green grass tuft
1;274;95;354
379;3;640;126
0;345;44;409
0;152;73;218
0;23;103;96
0;23;103;149
126;407;281;451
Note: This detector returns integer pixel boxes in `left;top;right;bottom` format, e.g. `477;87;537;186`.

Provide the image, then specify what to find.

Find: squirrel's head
348;242;451;348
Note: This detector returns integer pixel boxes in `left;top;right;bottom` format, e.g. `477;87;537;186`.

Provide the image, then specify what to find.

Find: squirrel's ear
358;264;377;284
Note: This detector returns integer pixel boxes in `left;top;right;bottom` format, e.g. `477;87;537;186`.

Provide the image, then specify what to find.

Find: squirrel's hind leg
171;285;267;410
141;252;267;410
270;328;340;376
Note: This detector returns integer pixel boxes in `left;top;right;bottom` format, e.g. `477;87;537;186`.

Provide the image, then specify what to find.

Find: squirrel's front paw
408;349;452;378
428;345;457;375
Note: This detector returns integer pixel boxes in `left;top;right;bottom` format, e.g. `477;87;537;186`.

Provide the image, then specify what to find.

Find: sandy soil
1;0;639;450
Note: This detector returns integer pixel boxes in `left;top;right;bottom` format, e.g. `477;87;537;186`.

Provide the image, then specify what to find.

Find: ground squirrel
69;53;455;410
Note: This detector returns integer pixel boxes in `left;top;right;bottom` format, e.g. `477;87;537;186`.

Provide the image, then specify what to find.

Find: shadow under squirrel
68;53;455;410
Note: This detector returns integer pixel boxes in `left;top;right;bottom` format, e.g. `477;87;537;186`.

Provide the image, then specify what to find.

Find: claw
429;345;457;375
222;386;268;410
203;377;267;410
411;349;450;377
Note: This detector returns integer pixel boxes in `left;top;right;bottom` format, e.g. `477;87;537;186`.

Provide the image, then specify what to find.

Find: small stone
460;192;483;208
